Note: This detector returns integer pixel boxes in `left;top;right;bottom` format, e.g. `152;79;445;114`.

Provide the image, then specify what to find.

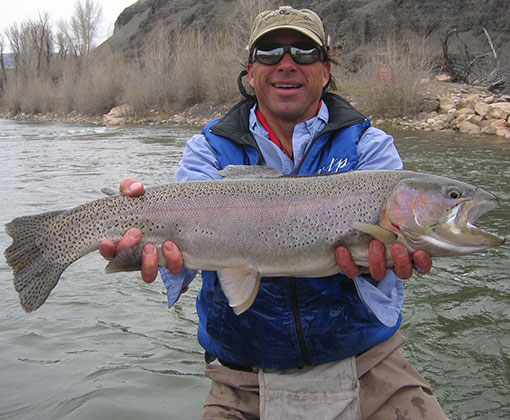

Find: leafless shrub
203;28;243;104
122;24;243;113
73;50;126;114
335;37;434;118
121;20;173;114
4;73;56;114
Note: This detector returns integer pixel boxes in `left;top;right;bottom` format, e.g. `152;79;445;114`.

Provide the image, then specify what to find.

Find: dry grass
334;38;434;118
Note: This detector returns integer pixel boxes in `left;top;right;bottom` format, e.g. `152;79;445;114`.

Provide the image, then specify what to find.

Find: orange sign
376;66;394;83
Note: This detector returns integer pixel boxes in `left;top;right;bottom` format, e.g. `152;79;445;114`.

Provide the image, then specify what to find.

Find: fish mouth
407;195;505;255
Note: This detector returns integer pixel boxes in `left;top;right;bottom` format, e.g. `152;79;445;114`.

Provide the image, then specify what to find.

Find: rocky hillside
104;0;510;91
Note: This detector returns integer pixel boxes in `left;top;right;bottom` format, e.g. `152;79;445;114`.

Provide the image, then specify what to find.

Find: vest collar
209;93;367;148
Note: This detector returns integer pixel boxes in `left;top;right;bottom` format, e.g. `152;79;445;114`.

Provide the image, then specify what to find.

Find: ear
246;63;255;88
322;62;331;89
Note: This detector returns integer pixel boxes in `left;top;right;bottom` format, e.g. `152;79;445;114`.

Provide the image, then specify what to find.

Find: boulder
458;121;481;134
495;127;510;138
435;74;452;83
466;114;483;125
439;97;456;113
490;119;508;128
455;108;473;116
103;105;133;125
479;119;497;128
487;103;510;120
431;120;447;131
474;102;489;118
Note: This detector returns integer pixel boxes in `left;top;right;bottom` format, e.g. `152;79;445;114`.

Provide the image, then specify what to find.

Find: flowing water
0;119;508;419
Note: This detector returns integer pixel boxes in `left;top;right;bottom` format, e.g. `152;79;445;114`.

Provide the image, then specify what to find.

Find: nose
276;52;297;70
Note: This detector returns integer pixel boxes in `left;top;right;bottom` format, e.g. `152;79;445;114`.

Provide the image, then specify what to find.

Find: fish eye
446;187;462;199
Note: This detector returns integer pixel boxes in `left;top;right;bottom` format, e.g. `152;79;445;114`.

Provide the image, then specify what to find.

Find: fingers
163;241;184;275
336;241;432;282
142;241;184;283
141;243;159;283
116;228;142;252
99;239;117;260
390;243;413;280
335;246;362;278
412;249;432;275
368;240;387;281
120;178;144;197
99;228;141;260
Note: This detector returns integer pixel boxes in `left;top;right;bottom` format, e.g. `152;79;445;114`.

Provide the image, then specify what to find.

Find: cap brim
248;25;323;50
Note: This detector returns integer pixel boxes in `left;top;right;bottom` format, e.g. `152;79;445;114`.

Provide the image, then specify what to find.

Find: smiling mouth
272;83;302;89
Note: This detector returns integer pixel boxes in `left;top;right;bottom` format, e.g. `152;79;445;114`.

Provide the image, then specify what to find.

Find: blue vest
197;94;401;369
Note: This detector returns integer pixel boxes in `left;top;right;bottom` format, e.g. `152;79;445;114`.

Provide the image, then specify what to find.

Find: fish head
381;174;505;256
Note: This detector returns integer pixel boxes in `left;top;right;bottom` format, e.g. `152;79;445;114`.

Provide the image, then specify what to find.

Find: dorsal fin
217;165;284;180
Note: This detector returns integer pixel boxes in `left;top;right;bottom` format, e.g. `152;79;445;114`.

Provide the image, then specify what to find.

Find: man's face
246;29;331;124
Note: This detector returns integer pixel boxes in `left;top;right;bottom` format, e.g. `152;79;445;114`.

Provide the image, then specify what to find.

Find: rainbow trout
5;166;505;314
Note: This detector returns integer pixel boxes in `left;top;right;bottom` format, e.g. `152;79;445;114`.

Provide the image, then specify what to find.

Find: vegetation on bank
0;0;482;123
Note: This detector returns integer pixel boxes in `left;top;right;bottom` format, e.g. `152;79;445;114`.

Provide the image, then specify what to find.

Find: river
0;118;508;419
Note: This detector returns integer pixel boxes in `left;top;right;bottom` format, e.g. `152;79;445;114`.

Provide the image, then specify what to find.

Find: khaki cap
248;6;328;50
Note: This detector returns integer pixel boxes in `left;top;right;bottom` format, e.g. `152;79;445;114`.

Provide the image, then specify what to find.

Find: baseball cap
248;6;329;51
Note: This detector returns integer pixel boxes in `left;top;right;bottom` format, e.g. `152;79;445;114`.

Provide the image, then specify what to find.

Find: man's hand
98;178;184;283
335;240;432;281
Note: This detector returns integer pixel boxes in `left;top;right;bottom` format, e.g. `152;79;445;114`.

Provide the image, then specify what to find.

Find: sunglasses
250;43;324;65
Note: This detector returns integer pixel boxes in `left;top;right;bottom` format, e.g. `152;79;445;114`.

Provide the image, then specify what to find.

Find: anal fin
217;267;261;315
104;242;142;273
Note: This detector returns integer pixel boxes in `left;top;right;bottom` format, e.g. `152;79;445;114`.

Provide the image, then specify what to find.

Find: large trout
5;166;505;314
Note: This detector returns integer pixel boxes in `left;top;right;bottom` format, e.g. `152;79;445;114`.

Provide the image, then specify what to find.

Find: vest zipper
290;278;312;365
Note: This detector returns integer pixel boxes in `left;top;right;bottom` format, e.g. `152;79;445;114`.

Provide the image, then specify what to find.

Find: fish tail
5;211;69;312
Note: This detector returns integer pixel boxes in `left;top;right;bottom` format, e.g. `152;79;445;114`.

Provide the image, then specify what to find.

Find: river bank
2;80;510;138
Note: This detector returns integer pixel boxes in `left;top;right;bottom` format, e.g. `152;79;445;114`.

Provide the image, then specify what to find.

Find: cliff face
104;0;509;88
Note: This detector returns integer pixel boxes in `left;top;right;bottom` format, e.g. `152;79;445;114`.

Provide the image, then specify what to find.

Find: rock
479;119;497;128
487;103;510;120
458;121;481;134
458;98;477;110
466;114;483;125
452;114;469;126
431;120;447;131
103;104;133;125
107;104;133;118
455;108;473;116
435;74;452;83
483;126;498;135
495;127;510;138
474;102;489;118
490;119;508;128
439;97;456;113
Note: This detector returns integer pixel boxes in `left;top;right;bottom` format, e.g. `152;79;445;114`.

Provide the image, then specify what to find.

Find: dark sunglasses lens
290;46;321;64
253;45;321;65
254;47;285;65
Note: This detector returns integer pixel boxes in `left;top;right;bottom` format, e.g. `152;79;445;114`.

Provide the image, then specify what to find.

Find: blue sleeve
160;134;220;307
355;127;403;170
353;126;405;327
174;134;222;181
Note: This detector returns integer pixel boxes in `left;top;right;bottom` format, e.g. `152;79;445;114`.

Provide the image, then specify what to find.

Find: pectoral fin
217;267;261;315
351;221;397;244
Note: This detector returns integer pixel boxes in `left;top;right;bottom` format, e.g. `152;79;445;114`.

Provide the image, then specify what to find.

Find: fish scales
4;167;504;314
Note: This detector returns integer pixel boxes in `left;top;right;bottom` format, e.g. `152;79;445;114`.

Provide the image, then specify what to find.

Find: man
100;6;447;419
